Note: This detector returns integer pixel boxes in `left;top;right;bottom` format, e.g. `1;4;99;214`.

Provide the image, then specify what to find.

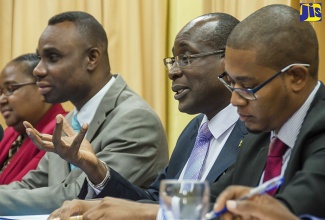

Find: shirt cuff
156;208;164;220
86;160;110;196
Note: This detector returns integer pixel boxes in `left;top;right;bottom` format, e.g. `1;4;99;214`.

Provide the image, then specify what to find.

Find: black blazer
79;114;247;202
211;83;325;218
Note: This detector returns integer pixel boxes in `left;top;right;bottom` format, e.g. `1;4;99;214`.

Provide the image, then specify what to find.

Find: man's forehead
224;47;260;78
41;22;78;40
38;24;79;50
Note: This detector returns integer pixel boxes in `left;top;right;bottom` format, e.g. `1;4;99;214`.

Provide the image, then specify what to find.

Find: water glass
160;179;210;220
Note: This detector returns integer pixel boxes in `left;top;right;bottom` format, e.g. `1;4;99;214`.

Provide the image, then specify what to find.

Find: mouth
1;108;12;118
238;112;252;122
36;82;52;95
172;85;190;100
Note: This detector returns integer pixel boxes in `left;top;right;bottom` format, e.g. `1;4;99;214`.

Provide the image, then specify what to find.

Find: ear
87;48;101;71
286;65;309;93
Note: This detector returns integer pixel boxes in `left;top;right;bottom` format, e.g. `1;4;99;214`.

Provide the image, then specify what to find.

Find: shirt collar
73;76;116;126
274;81;320;148
201;104;239;140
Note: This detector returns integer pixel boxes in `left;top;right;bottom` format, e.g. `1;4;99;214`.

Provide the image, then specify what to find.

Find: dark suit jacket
211;83;325;218
79;114;247;201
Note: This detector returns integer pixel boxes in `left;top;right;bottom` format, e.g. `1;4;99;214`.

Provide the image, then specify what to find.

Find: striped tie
183;122;212;180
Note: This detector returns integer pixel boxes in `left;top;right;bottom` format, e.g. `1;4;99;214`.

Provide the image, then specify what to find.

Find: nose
230;90;248;107
33;60;46;78
168;64;182;81
0;93;8;104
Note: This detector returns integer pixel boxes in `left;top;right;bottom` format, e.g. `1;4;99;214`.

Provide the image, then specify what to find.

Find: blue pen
205;175;284;219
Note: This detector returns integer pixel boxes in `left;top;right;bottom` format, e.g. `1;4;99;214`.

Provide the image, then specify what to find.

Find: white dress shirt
73;76;116;126
157;104;239;220
179;104;239;181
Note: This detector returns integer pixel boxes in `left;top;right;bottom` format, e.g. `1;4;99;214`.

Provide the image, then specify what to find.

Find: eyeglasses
0;82;36;96
218;63;310;100
163;50;225;71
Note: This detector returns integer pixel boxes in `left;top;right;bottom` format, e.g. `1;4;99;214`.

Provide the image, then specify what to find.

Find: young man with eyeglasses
211;4;325;219
42;13;246;219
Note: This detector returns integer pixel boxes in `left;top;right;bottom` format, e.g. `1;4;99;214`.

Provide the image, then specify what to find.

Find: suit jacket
0;75;169;215
0;104;67;184
78;114;247;202
211;83;325;218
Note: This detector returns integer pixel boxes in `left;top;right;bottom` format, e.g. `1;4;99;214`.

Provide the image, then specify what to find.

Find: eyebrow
37;47;61;56
226;72;258;83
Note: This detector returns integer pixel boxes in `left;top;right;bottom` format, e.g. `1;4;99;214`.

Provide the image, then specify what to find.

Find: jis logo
300;3;322;22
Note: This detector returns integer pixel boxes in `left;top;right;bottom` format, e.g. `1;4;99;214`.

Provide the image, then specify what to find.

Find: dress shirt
72;75;115;190
73;76;116;126
179;104;238;181
260;81;320;182
157;104;239;220
71;75;116;195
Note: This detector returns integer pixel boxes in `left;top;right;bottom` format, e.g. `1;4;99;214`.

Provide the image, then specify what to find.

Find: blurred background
0;0;324;154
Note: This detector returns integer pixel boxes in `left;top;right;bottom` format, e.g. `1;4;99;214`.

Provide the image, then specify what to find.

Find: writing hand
213;185;299;220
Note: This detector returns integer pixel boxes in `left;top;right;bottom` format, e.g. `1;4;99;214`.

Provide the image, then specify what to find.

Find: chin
44;95;62;104
178;106;198;115
245;123;264;134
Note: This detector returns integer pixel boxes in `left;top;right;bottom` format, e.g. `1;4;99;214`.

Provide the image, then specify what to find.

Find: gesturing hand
23;114;95;168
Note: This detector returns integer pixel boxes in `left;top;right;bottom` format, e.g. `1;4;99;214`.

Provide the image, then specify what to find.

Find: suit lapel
234;133;269;186
174;129;199;179
86;75;126;142
206;120;247;182
164;115;203;179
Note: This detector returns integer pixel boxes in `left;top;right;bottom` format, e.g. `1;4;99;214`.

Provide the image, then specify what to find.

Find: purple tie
183;122;213;180
263;137;288;195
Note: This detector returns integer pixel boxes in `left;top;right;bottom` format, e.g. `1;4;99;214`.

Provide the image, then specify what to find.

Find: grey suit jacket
0;75;169;215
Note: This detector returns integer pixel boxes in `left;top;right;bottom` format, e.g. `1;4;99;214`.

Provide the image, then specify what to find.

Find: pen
205;175;284;219
52;216;83;220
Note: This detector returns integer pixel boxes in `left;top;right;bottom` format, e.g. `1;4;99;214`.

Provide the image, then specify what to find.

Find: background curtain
0;0;324;154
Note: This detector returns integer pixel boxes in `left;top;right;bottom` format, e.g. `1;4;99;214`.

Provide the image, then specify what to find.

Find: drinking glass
160;179;210;220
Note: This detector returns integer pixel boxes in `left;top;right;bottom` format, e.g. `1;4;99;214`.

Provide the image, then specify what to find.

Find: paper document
0;215;49;220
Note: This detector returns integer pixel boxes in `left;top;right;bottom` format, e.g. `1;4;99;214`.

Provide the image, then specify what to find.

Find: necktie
71;114;81;132
183;122;213;180
70;114;81;170
263;137;288;195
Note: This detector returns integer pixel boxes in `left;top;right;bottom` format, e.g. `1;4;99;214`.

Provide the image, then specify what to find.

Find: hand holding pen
205;176;284;219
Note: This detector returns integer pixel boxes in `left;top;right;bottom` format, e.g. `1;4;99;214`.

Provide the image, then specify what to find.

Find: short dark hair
200;13;240;51
12;53;40;78
227;4;319;78
48;11;108;51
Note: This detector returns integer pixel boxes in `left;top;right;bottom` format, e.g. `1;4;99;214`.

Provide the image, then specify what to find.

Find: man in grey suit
0;11;168;215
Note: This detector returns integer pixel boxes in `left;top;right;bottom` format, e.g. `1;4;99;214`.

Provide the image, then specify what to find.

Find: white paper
0;215;49;220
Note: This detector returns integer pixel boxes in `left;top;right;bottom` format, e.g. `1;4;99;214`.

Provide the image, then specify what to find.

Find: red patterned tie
263;137;288;195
